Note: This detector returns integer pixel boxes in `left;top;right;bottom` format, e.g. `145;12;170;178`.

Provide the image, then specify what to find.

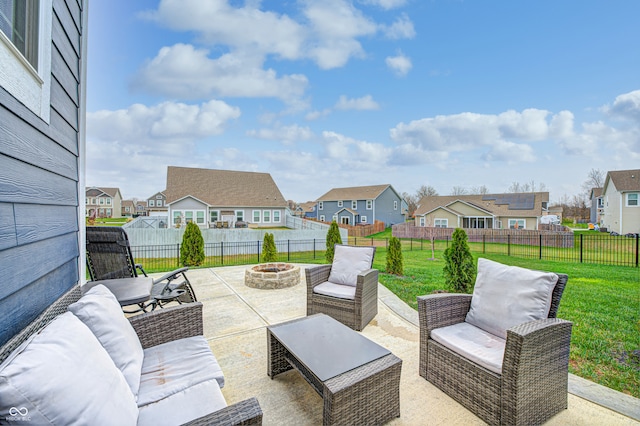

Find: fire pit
244;263;300;289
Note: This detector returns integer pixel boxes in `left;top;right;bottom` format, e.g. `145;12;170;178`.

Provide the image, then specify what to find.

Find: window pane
263;210;270;222
273;210;280;222
196;211;205;224
210;211;218;222
173;211;181;224
253;211;260;222
236;211;244;221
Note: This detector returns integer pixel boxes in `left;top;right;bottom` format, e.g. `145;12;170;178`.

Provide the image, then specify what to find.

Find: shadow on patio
171;265;638;426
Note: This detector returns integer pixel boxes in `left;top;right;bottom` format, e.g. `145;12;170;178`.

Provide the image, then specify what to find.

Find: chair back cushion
0;312;138;424
465;258;558;339
69;284;144;398
328;245;375;287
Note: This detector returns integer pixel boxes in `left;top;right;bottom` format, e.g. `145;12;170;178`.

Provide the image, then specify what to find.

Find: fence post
507;235;511;256
539;234;543;260
257;241;260;263
221;241;224;265
483;234;486;254
636;234;639;267
410;238;413;251
177;243;180;268
313;239;316;259
580;233;583;263
288;240;290;262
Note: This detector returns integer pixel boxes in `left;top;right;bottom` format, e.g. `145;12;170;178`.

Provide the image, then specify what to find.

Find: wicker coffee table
267;314;402;425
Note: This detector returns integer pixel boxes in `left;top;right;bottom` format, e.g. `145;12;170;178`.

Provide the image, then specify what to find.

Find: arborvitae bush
325;221;343;263
442;228;476;293
180;222;205;267
386;236;404;275
262;232;277;262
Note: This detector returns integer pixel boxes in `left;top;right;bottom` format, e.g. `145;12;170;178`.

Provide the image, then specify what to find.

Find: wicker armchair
306;245;378;331
418;259;571;425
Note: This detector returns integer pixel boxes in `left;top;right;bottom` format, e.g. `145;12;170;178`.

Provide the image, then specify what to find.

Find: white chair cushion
313;281;356;300
0;312;138;425
137;379;227;426
431;322;506;374
138;336;225;407
69;284;144;398
465;258;558;339
328;245;374;287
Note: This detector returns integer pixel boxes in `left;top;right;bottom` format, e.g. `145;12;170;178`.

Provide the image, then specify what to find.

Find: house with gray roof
600;169;640;235
589;187;604;225
414;192;550;230
165;166;288;228
86;187;122;218
147;190;168;216
315;184;406;227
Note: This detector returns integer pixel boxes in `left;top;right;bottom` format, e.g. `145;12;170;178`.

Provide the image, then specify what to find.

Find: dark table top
83;277;153;306
268;314;391;382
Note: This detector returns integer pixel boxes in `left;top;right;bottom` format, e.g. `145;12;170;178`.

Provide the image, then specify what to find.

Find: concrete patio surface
172;265;639;425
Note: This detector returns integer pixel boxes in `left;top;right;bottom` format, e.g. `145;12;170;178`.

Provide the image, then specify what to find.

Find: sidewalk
175;265;639;425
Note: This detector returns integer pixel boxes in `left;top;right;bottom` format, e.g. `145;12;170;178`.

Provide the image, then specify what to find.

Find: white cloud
305;108;332;121
334;95;380;111
386;52;412;76
359;0;408;9
134;44;308;103
246;124;314;145
381;13;415;39
603;89;640;122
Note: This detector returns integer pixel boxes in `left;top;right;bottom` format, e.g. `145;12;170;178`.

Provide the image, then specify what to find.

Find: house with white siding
600;169;640;235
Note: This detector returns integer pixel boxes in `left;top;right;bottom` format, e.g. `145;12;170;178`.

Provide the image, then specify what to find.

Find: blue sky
86;0;640;203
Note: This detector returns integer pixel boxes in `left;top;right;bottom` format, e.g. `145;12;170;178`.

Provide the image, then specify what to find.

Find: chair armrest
183;397;263;425
355;268;378;293
152;267;190;285
417;293;472;334
135;264;149;277
129;302;204;349
305;264;332;290
503;318;573;370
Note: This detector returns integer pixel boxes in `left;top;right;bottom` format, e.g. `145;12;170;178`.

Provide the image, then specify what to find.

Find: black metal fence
131;232;638;272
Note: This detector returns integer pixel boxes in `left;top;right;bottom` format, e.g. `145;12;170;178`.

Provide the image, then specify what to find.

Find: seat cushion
313;281;356;300
137;379;227;426
138;336;225;407
0;312;138;425
465;258;558;339
431;322;506;374
69;284;144;397
328;245;375;287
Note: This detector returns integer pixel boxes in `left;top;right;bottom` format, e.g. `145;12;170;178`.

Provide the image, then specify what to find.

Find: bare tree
416;184;438;198
401;192;418;218
469;185;489;195
507;182;521;193
507;180;547;193
450;186;468;196
581;168;606;195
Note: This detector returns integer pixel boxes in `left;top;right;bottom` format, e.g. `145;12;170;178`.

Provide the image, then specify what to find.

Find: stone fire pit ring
244;263;300;289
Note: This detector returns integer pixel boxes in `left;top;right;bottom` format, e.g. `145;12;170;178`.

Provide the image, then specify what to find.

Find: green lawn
372;247;640;398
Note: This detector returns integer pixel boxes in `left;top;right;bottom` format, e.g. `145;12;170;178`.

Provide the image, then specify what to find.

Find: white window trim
0;0;53;121
337;201;343;207
366;200;373;210
319;215;325;222
263;210;271;223
351;200;357;209
361;215;368;223
419;217;425;227
332;214;338;222
210;210;220;222
508;219;526;229
625;193;639;207
235;210;244;221
195;210;205;225
148;200;155;207
253;210;261;223
272;210;281;223
394;200;398;210
434;218;448;228
318;201;323;210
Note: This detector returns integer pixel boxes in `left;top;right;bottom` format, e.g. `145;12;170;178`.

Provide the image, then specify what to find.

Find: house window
319;215;325;222
196;211;205;225
332;214;338;222
106;198;111;205
318;201;323;210
273;210;281;223
509;219;526;229
337;201;343;207
366;200;372;210
253;210;260;223
351;200;357;209
341;216;349;225
173;211;181;225
419;217;425;227
99;198;104;205
434;219;448;228
394;200;398;210
263;210;271;223
597;198;604;208
149;200;155;207
236;210;244;221
156;195;162;199
210;210;219;223
0;1;39;69
106;209;111;217
184;211;193;223
626;193;639;207
361;215;368;223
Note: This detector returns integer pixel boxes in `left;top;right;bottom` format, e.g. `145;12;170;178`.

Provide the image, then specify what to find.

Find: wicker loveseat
418;258;571;425
0;285;262;425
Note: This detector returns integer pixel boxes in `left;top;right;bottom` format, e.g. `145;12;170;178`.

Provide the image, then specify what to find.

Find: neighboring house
589;187;604;225
0;0;88;346
165;166;288;228
147;190;168;216
300;201;317;219
85;187;122;218
414;192;550;230
315;184;406;227
121;199;135;217
548;204;564;223
135;200;148;217
600;169;640;235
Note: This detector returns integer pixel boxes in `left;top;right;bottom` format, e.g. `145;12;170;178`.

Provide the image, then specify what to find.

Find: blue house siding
374;186;404;226
0;0;87;346
317;186;404;226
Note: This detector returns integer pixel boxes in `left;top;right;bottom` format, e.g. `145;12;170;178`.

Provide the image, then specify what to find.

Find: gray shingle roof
317;184;391;201
414;192;549;217
607;169;640;192
165;166;287;208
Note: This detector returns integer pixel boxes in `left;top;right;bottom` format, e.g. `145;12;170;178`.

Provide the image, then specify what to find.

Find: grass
371;247;640;398
87;217;129;226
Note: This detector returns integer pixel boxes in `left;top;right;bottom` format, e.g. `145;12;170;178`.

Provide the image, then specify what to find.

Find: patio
175;264;638;425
